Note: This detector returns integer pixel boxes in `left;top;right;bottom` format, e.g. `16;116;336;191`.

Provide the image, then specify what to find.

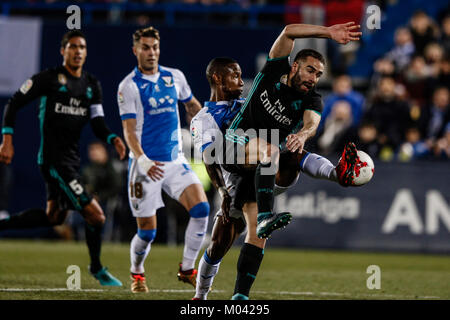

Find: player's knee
88;213;105;227
189;201;210;219
96;214;106;226
137;228;157;243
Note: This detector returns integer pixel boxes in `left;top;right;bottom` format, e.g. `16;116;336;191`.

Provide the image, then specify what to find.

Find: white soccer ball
352;150;375;186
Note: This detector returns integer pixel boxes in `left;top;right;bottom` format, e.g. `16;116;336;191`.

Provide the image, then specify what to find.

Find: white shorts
127;155;201;217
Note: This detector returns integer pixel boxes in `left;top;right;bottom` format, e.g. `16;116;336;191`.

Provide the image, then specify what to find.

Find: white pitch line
0;288;440;299
0;288;105;292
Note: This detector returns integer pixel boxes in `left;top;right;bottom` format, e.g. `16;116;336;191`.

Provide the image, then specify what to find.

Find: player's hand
147;161;165;181
328;22;362;45
113;136;127;160
286;133;306;153
0;139;14;165
218;187;232;224
137;154;165;181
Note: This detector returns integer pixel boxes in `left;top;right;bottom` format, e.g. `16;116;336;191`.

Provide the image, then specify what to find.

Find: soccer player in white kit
117;27;209;293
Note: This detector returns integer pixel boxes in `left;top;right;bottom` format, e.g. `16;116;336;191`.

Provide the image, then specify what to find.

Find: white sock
301;153;338;182
182;216;208;271
195;253;221;300
130;234;151;274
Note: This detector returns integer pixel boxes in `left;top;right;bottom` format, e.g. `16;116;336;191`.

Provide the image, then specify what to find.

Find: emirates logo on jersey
260;90;292;125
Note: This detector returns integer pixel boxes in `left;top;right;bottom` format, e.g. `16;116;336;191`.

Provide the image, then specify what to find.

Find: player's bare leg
178;183;210;288
129;216;156;293
81;199;122;286
194;215;245;300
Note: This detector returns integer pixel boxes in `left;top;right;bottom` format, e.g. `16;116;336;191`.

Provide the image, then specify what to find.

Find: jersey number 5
69;180;84;195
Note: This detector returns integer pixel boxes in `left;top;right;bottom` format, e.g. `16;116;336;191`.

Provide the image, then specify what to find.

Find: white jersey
117;65;193;161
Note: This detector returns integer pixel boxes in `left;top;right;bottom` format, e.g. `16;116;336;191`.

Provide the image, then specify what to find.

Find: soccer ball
352;150;375;186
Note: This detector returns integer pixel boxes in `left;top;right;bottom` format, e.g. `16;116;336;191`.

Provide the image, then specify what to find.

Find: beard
291;71;314;93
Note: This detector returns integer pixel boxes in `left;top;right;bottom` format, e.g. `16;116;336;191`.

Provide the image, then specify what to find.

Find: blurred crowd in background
311;8;450;162
8;1;449;161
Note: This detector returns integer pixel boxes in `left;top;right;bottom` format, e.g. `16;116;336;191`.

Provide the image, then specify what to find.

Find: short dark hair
133;26;160;46
61;30;86;48
206;57;238;86
294;49;325;65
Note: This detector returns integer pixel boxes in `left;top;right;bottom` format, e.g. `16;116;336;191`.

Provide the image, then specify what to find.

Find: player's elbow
283;24;299;39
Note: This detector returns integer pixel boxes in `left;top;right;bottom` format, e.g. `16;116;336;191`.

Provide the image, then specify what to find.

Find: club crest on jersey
19;79;33;94
162;76;174;87
280;74;288;85
58;73;67;85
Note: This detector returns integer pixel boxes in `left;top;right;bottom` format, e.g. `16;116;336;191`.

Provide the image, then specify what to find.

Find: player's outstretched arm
269;22;362;59
122;118;164;181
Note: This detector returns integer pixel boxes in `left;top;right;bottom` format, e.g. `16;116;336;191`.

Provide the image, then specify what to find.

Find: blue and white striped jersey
117;66;193;161
190;99;244;154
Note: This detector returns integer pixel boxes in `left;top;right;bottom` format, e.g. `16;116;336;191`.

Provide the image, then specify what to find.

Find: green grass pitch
0;239;449;300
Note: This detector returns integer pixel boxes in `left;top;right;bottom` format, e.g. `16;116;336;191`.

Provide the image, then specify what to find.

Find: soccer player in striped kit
117;27;209;293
